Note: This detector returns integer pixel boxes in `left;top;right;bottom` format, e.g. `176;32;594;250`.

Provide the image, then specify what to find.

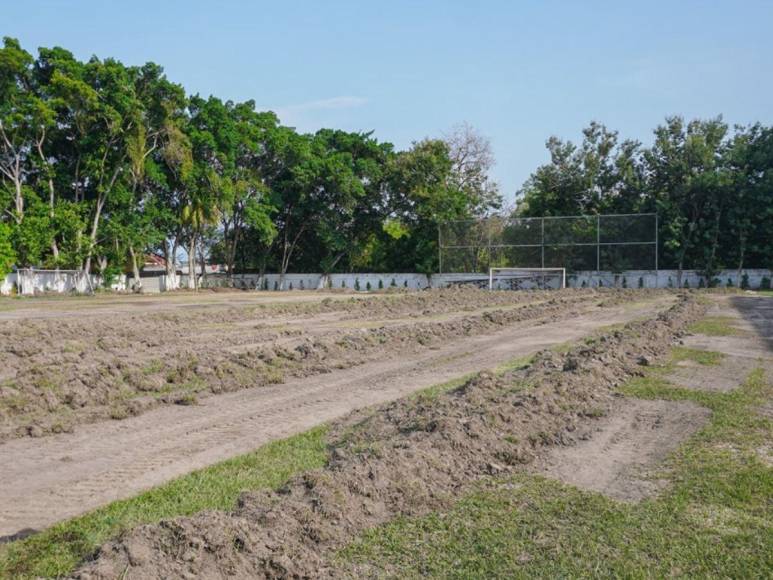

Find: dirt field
0;287;671;538
70;293;716;578
1;290;770;578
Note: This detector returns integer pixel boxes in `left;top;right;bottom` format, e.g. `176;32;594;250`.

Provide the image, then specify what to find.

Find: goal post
488;267;566;291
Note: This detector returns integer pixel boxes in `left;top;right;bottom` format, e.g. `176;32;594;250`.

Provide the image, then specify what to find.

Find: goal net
489;267;566;290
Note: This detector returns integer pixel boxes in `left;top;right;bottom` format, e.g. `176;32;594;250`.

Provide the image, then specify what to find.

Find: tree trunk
128;246;142;292
187;236;197;290
83;195;106;275
736;235;746;284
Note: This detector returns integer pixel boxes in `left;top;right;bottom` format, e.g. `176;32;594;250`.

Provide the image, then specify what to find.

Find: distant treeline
518;120;772;276
1;38;770;288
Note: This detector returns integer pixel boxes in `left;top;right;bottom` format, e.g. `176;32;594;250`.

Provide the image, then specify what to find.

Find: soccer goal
488;267;566;291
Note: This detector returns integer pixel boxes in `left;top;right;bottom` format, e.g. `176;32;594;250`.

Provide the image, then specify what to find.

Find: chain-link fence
438;213;658;274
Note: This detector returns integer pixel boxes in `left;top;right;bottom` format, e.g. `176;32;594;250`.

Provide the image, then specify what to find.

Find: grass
0;427;328;579
688;316;743;336
670;346;724;366
340;360;772;578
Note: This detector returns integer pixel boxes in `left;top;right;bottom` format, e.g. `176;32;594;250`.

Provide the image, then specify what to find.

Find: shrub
581;280;587;288
683;279;690;288
638;276;644;288
698;278;706;288
274;281;279;291
288;282;293;290
404;280;408;288
741;273;750;289
390;278;397;287
761;276;771;290
341;280;346;288
354;278;360;291
726;278;733;288
378;279;384;289
366;281;372;291
668;277;674;288
622;277;627;288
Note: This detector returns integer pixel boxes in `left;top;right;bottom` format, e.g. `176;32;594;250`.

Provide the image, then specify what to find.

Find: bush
274;281;278;291
698;278;706;288
341;280;346;288
683;279;690;288
638;276;644;288
354;278;360;291
378;279;384;289
390;278;397;287
366;281;372;291
622;277;627;288
761;276;771;290
741;273;750;289
668;277;674;288
726;278;733;288
0;222;15;279
581;280;587;288
404;280;408;288
288;282;293;290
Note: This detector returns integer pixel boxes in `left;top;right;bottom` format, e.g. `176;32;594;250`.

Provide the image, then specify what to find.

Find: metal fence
438;213;658;274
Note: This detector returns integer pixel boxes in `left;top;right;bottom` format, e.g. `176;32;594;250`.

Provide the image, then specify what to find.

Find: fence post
654;213;659;273
596;215;601;272
437;225;442;275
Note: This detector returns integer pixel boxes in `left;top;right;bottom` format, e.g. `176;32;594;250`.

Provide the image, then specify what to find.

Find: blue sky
6;1;773;200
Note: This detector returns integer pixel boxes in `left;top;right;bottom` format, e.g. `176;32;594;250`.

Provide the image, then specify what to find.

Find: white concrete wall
2;268;771;296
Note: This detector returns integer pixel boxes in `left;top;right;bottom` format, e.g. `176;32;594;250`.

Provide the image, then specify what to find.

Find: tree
444;122;502;215
645;116;728;283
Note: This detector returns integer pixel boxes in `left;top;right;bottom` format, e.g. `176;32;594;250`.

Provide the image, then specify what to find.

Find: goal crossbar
488;267;566;290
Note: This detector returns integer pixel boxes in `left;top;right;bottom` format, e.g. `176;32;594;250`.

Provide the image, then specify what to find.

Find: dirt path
533;399;710;501
0;297;672;538
531;293;772;501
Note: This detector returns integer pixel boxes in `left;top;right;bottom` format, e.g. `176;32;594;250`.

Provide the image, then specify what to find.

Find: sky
5;0;773;201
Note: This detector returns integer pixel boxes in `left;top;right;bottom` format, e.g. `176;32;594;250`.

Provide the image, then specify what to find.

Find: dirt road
0;296;674;538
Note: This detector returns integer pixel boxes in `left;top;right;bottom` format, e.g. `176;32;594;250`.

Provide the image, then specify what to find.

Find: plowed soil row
72;294;705;579
0;288;659;440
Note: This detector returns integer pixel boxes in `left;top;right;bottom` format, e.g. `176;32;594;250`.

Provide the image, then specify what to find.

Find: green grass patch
0;426;328;579
340;364;772;578
689;316;743;336
410;375;474;404
494;354;535;375
670;346;724;366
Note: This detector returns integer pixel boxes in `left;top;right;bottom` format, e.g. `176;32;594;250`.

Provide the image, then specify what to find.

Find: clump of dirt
72;294;704;579
2;288;660;440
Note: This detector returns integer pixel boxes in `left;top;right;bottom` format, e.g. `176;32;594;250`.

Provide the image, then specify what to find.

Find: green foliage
0;221;15;277
516;118;773;273
761;276;771;290
741;273;750;289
